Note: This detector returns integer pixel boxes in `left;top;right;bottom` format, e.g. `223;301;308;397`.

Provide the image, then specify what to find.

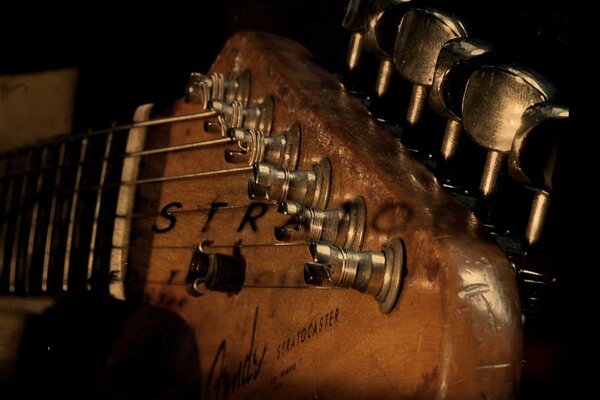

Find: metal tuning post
205;97;274;136
225;124;301;169
394;8;467;126
248;158;331;209
344;0;413;98
342;0;371;72
429;37;494;162
185;70;251;109
462;65;556;199
508;102;568;247
275;197;366;250
304;239;406;314
185;241;246;296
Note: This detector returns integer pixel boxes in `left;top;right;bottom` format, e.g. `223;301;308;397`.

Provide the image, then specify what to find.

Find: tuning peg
185;70;251;109
394;8;467;126
225;124;301;169
342;0;372;72
508;102;568;246
305;239;405;313
185;241;246;296
462;65;556;198
428;37;494;161
248;158;331;209
205;97;274;136
345;0;414;98
275;197;366;250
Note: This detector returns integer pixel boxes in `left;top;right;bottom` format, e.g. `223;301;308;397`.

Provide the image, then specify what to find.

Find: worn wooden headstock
130;32;520;399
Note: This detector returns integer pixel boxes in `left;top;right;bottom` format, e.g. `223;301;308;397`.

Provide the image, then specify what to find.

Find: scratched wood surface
129;32;521;399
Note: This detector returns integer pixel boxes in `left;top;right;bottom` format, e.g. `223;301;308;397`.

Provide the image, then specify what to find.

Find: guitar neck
0;117;141;295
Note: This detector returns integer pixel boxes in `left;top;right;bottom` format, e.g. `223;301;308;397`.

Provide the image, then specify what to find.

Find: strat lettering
237;203;268;232
207;307;267;400
276;308;340;360
152;201;182;233
202;201;228;232
152;202;270;234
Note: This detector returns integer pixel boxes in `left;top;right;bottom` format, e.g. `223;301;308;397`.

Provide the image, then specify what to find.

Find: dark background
1;1;568;130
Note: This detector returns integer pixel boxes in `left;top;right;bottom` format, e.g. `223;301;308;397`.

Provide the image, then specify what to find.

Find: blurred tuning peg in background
394;8;467;126
462;65;556;225
342;0;372;74
342;0;413;108
429;38;494;162
508;102;568;247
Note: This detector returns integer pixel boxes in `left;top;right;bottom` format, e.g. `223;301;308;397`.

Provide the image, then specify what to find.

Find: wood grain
130;32;521;399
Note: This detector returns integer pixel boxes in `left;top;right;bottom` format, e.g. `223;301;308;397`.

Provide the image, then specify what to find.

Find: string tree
185;69;251;109
204;97;274;136
304;239;406;314
248;158;331;209
185;241;246;297
225;123;301;169
275;197;366;251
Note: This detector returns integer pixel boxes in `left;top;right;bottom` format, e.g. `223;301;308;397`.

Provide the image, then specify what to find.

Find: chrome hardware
248;158;331;209
205;97;274;136
185;70;251;109
462;65;556;198
344;0;414;97
185;241;246;296
275;197;366;250
394;8;467;125
428;37;494;161
304;238;406;313
509;102;568;246
225;123;301;169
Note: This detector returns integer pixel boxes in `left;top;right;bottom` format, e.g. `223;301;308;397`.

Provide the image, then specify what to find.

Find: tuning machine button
185;70;251;109
185;241;246;296
428;37;494;162
248;158;331;209
225;123;301;169
394;8;467;126
305;239;406;313
508;102;568;246
344;0;413;98
275;197;366;250
462;65;556;199
205;97;274;136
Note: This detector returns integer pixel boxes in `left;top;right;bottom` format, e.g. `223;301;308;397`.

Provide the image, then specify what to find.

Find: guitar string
0;108;218;157
139;280;342;290
0;135;237;178
0;110;321;291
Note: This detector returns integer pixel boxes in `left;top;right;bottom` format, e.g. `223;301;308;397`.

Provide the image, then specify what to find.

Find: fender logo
206;307;267;400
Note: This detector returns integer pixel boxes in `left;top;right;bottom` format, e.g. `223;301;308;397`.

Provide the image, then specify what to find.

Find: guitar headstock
130;32;520;399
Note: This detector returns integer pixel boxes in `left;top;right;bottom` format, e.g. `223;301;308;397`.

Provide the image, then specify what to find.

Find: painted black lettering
202;201;228;232
152;201;182;233
207;307;266;400
237;203;268;232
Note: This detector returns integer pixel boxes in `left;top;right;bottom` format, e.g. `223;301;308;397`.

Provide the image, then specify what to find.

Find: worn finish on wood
131;32;521;399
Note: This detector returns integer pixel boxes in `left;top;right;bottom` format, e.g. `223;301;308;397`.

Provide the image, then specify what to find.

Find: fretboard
0;108;149;297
